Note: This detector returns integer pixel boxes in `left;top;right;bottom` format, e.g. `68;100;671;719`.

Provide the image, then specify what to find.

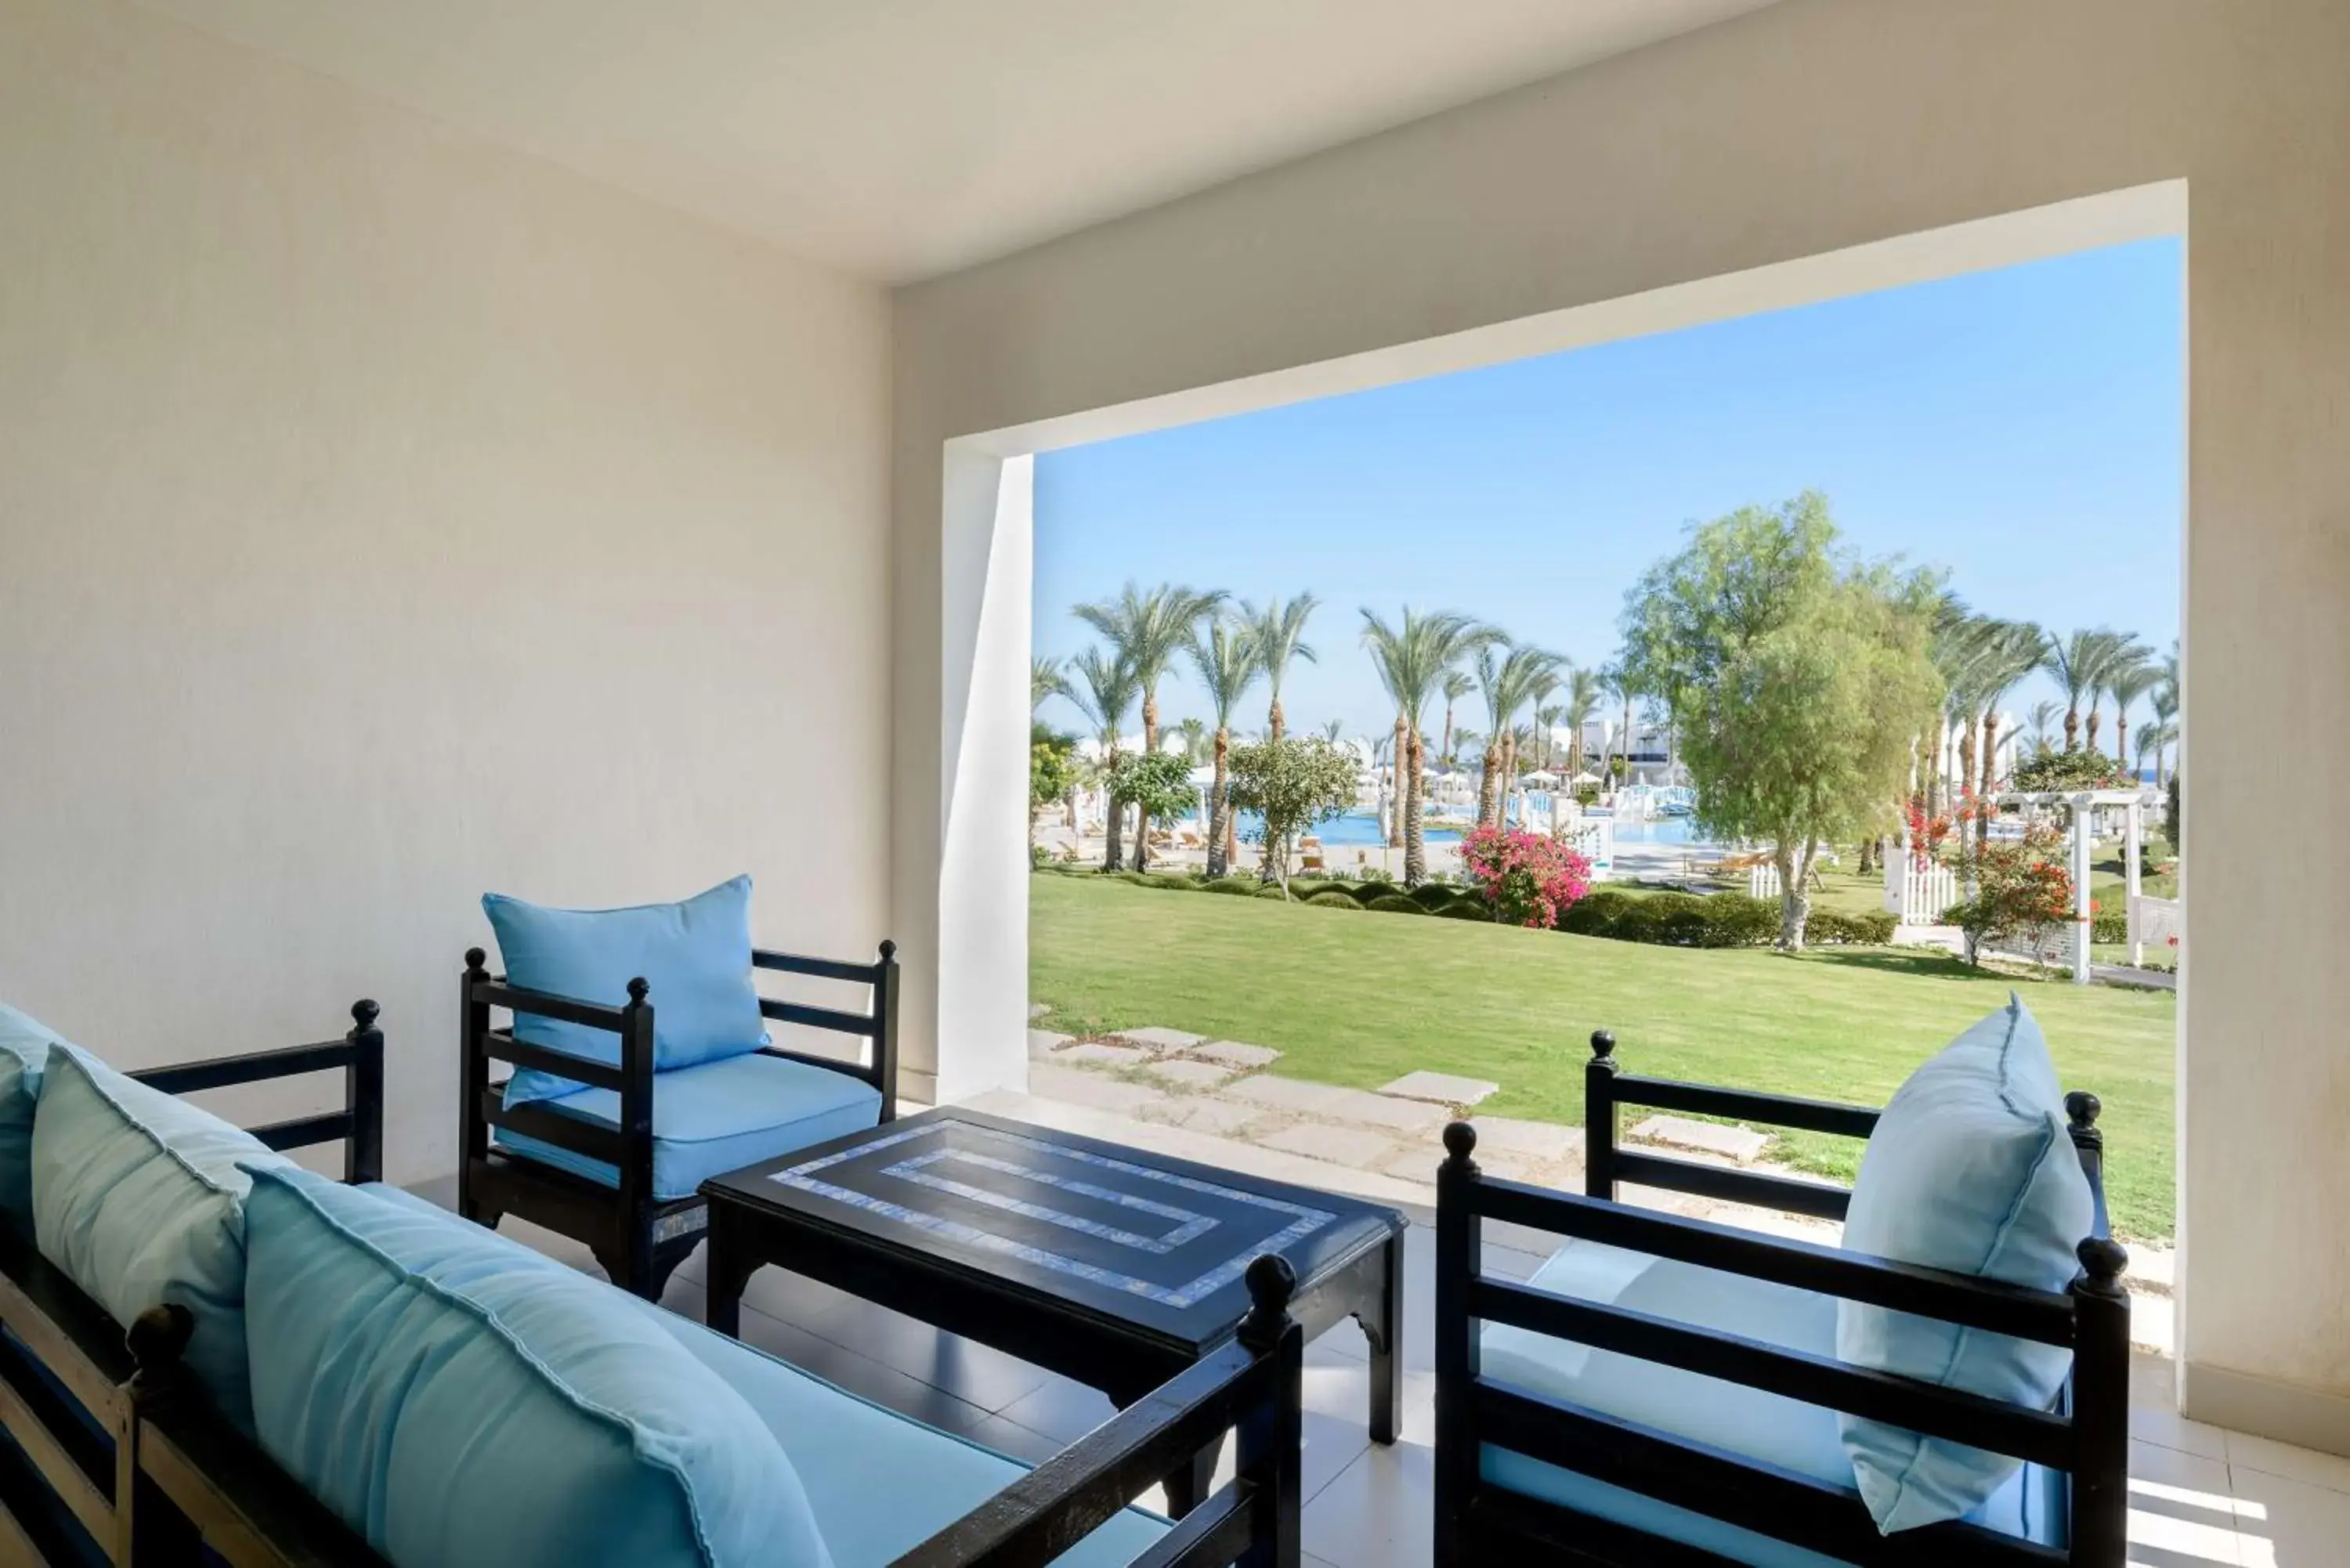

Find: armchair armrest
128;999;384;1184
891;1256;1301;1568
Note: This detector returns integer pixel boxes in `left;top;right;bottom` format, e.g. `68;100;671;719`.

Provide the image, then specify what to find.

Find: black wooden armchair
1434;1030;2131;1567
0;1002;390;1566
457;940;899;1300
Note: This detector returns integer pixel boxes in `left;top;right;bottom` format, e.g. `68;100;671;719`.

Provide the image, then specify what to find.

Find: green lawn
1029;874;2177;1240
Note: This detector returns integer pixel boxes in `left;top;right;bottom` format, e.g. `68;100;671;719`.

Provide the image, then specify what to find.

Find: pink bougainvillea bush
1459;826;1593;929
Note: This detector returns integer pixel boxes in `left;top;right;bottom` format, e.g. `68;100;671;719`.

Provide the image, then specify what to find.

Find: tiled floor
410;1178;2345;1567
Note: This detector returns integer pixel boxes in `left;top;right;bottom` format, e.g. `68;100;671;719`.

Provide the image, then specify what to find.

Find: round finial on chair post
878;939;898;961
1442;1120;1479;1170
2065;1090;2102;1131
126;1302;194;1375
351;998;381;1031
2077;1236;2130;1298
626;977;650;1005
1238;1254;1299;1352
464;947;488;974
1589;1029;1616;1063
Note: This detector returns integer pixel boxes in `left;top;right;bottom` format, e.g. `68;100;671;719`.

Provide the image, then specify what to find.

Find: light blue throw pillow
1836;994;2095;1534
0;1003;70;1234
242;1166;832;1568
488;876;768;1107
31;1045;294;1433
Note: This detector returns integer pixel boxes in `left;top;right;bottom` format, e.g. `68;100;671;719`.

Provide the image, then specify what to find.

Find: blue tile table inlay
770;1120;1339;1309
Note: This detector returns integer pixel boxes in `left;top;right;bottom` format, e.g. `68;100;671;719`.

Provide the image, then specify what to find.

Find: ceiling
138;0;1781;283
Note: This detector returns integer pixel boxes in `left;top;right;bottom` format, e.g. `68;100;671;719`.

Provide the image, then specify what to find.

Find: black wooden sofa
0;1000;390;1566
0;1000;1311;1568
1434;1029;2131;1568
457;940;898;1299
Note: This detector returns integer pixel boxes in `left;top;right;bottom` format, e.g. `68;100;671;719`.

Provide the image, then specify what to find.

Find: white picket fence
1881;862;1959;927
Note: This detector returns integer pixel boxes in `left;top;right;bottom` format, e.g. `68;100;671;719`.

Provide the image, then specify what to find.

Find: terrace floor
416;1106;2337;1568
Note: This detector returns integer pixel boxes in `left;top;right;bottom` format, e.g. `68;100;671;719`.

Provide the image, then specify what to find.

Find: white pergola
1991;789;2153;984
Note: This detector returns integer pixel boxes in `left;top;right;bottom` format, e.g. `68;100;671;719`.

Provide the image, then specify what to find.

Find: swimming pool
1606;817;1708;847
1204;810;1462;847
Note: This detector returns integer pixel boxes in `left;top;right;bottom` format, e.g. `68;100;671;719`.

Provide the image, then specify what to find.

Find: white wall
0;0;891;1180
892;0;2350;1447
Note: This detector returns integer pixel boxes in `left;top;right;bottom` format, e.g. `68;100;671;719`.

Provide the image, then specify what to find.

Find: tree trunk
1268;698;1285;744
2114;714;2129;768
1134;694;1159;871
1103;750;1124;870
1499;731;1517;826
1404;729;1426;885
1477;744;1501;826
2063;706;2080;751
1619;695;1632;779
1206;726;1231;877
1977;710;2002;869
1775;837;1817;950
1390;715;1408;847
2084;703;2102;756
1439;706;1454;777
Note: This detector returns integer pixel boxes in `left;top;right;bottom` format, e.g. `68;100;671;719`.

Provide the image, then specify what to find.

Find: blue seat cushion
1838;994;2094;1532
497;1052;881;1201
489;876;769;1107
359;1183;1168;1568
242;1167;830;1568
32;1045;294;1434
1480;1237;2066;1568
0;1003;70;1234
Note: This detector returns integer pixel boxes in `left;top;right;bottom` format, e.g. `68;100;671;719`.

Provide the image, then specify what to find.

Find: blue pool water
1607;817;1708;847
1207;810;1462;847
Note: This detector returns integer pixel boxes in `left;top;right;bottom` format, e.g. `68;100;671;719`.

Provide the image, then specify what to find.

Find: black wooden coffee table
700;1105;1405;1513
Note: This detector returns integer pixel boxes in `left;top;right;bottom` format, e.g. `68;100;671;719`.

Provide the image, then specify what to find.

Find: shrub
1202;876;1259;896
1406;883;1458;911
1255;884;1294;900
1697;894;1783;948
2092;905;2128;944
1459;825;1593;928
1433;900;1493;921
1950;822;2074;965
1358;866;1396;885
1560;890;1637;937
1806;908;1898;945
1144;872;1200;891
1106;870;1151;886
2012;749;2137;793
1306;890;1363;910
1365;894;1426;916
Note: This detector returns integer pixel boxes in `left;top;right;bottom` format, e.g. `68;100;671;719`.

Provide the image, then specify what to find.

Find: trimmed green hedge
1202;876;1260;896
1365;894;1426;916
1562;890;1893;948
1433;900;1494;922
1306;890;1364;910
1406;883;1459;912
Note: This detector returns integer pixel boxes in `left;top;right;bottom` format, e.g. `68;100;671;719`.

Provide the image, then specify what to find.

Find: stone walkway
1019;1020;2177;1352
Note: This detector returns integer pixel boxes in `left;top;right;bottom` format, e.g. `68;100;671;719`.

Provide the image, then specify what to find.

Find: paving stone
1027;1029;1073;1060
1254;1123;1397;1169
1115;1026;1206;1053
1140;1097;1268;1137
1629;1115;1771;1164
1025;1063;1167;1114
1056;1042;1150;1068
1227;1075;1449;1133
1189;1040;1282;1070
1377;1070;1499;1106
1143;1058;1237;1090
1466;1116;1582;1162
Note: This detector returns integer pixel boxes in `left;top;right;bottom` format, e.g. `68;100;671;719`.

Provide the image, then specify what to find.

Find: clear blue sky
1034;237;2182;743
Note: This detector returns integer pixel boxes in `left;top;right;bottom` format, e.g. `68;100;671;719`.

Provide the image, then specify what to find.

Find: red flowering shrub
1459;826;1593;929
1946;822;2077;966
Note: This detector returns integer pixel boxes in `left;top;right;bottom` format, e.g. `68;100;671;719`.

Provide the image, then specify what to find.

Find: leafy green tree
1188;614;1262;876
1620;492;1943;948
1075;582;1226;870
1225;737;1358;898
1029;725;1079;856
1107;750;1199;862
1361;607;1493;884
1067;647;1137;870
1242;594;1319;742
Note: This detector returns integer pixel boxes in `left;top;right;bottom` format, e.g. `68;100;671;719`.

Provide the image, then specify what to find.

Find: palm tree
1075;583;1225;870
1535;705;1564;773
1965;621;2047;861
1469;642;1554;826
1243;594;1319;742
1319;718;1343;743
2026;699;2062;756
1066;647;1137;870
1559;667;1601;777
2148;684;2179;784
2081;631;2143;756
1031;656;1070;714
1187;615;1261;877
2135;719;2178;788
2041;628;2124;753
1603;662;1636;783
1437;670;1473;778
2102;651;2158;766
1175;717;1210;764
1512;669;1561;793
1361;608;1488;885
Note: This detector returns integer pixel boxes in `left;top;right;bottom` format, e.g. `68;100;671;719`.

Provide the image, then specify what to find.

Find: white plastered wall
894;0;2350;1450
0;0;892;1180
